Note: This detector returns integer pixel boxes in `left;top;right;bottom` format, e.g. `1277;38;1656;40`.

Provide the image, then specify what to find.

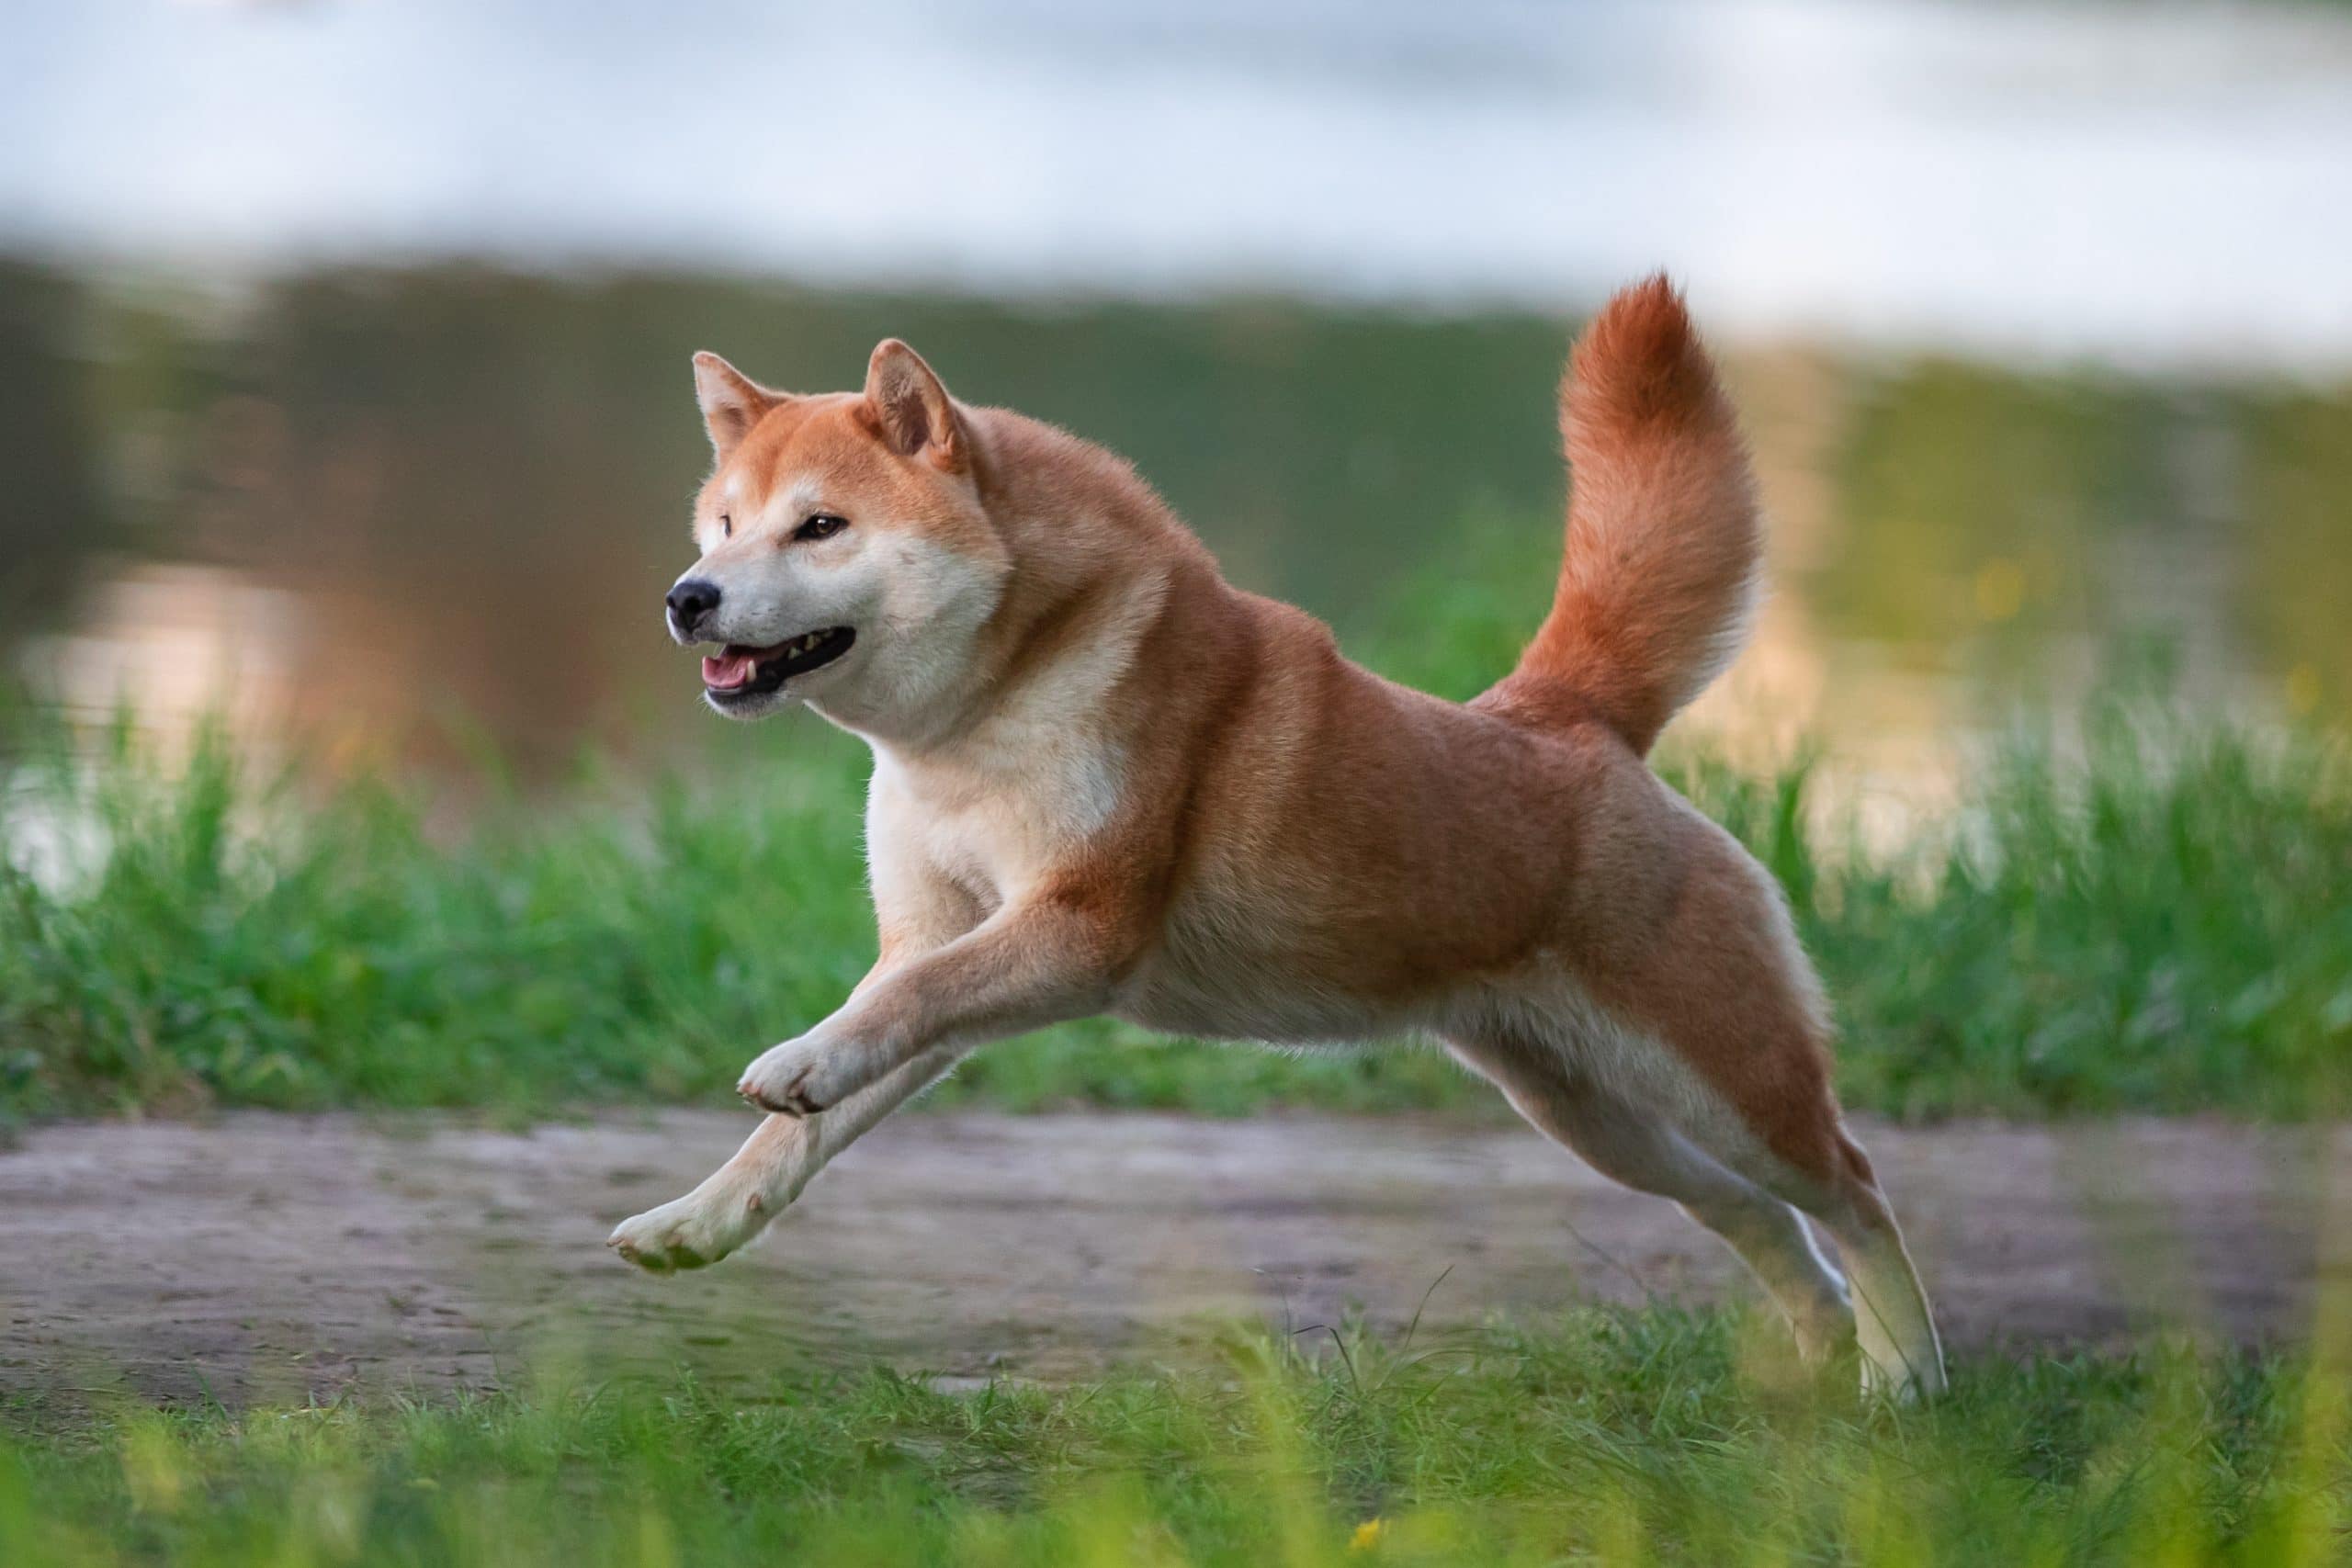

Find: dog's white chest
870;728;1122;907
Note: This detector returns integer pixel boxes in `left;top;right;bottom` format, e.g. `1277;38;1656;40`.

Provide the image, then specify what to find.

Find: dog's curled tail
1481;275;1760;757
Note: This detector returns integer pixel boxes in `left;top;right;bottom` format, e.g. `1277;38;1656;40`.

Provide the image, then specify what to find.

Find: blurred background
3;0;2347;798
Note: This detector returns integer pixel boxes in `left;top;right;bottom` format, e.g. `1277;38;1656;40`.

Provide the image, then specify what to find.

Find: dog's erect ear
862;340;963;469
693;352;781;461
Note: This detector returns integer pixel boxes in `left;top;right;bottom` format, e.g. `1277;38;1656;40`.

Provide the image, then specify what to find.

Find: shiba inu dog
608;276;1946;1398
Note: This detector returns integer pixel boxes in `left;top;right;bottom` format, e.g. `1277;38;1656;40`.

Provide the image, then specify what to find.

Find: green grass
4;516;2348;1125
3;671;2349;1123
6;673;2347;1124
4;1308;2346;1566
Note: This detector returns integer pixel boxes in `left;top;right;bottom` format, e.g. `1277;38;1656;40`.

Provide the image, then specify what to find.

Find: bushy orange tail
1481;276;1759;756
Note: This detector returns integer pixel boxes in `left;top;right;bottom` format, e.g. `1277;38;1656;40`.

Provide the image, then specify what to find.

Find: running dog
608;276;1947;1397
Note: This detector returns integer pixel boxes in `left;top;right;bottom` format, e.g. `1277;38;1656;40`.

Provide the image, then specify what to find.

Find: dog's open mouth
701;628;855;701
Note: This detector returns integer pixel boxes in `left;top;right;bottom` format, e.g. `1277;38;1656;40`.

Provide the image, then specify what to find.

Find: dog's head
665;342;1011;730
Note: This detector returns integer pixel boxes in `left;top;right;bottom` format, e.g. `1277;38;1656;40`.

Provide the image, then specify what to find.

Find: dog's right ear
692;352;782;462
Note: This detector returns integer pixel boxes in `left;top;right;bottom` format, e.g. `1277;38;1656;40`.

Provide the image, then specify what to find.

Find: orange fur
612;278;1946;1398
1487;273;1761;755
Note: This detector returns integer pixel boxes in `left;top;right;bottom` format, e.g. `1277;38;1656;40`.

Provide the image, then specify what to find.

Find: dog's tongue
702;649;758;690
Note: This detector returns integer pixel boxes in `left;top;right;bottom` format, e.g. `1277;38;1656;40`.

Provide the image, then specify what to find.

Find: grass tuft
2;1309;2345;1566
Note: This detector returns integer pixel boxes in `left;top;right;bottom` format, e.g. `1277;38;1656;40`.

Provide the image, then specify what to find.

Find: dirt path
4;1111;2346;1405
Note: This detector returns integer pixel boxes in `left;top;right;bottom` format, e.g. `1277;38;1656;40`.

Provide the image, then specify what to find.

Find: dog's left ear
862;340;964;470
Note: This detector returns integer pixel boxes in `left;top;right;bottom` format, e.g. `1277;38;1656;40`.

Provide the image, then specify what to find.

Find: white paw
737;1034;865;1117
1861;1355;1943;1404
606;1186;768;1273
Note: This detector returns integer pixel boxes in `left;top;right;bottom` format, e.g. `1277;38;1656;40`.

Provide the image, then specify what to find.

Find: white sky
6;0;2350;369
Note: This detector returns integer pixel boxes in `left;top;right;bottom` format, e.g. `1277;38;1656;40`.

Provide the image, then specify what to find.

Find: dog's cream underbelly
1110;901;1435;1045
1112;971;1398;1045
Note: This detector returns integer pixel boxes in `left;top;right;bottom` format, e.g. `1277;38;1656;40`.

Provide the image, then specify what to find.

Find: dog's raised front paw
606;1187;767;1273
737;1035;861;1117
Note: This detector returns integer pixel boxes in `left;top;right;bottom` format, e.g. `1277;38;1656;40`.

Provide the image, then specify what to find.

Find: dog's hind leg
1751;1121;1947;1402
1527;985;1945;1397
1537;801;1948;1398
1445;1025;1855;1368
1685;1104;1945;1400
608;1044;962;1272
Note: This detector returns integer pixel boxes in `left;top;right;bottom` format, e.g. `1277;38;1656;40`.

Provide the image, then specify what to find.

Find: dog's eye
795;513;848;542
718;513;732;539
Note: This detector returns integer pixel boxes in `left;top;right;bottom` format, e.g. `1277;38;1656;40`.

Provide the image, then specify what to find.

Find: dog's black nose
666;579;721;636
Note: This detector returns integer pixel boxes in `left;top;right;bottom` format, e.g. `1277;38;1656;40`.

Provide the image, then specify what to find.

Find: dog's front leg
607;867;988;1273
737;895;1121;1117
607;1045;961;1272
